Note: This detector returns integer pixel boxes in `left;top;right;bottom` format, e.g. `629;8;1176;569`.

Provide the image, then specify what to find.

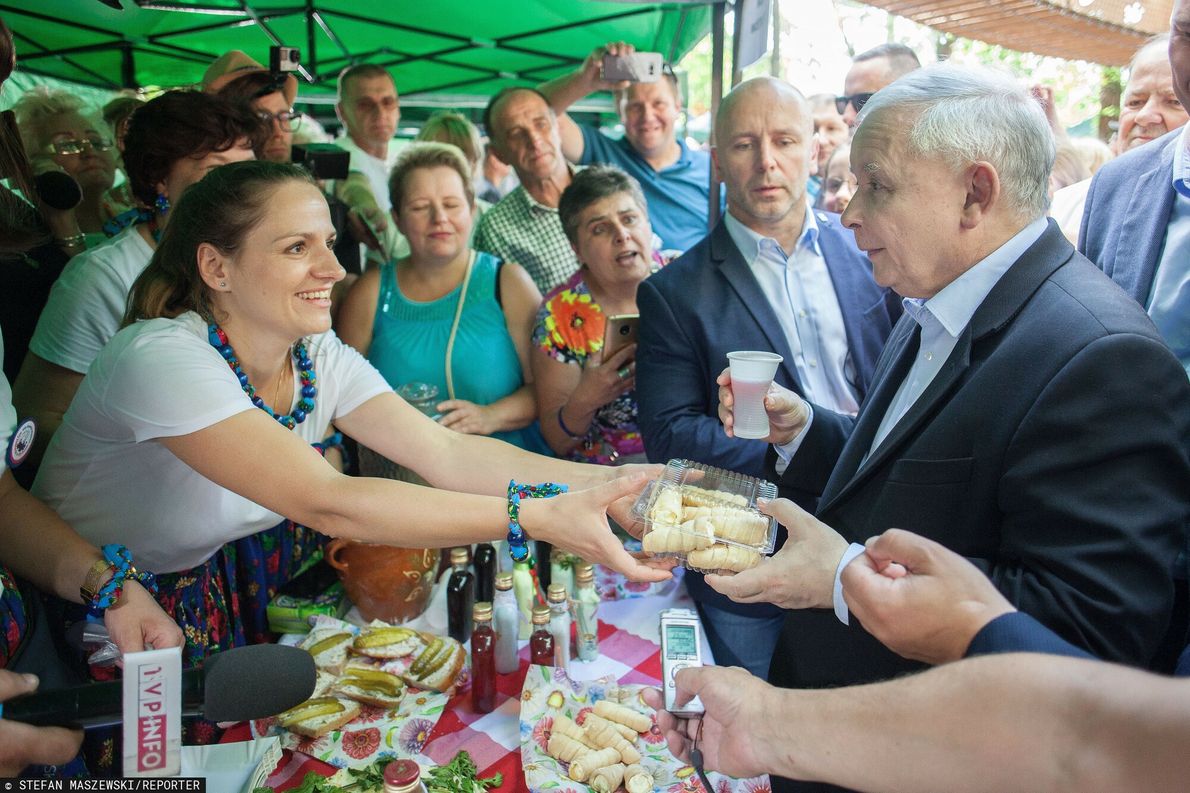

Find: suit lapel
711;220;800;388
1109;136;1177;303
818;222;1075;514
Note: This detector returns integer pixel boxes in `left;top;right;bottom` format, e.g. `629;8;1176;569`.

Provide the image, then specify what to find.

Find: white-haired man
711;63;1189;793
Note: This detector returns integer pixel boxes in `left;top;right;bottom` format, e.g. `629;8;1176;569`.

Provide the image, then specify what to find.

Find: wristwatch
80;557;116;603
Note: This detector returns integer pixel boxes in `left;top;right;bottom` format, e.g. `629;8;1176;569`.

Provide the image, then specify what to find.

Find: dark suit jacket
770;222;1189;696
965;612;1095;661
636;213;900;614
1079;128;1179;302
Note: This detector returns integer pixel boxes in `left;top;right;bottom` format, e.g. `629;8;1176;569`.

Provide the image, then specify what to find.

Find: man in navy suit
636;77;899;679
710;64;1188;793
1079;0;1190;376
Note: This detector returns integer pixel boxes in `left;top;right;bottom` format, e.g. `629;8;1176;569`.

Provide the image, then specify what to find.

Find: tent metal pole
121;42;136;88
306;0;317;79
731;0;745;87
708;0;725;231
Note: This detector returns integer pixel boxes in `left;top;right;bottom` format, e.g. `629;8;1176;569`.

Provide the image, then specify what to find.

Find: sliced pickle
353;627;416;650
340;676;404;696
410;638;443;677
418;641;456;680
307;632;351;657
341;667;404;686
277;696;344;726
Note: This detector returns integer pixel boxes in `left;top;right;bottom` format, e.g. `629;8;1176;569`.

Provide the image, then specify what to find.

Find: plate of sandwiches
252;618;465;768
519;666;767;793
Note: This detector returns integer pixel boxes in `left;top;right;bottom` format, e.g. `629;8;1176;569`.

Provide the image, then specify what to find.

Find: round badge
6;418;35;469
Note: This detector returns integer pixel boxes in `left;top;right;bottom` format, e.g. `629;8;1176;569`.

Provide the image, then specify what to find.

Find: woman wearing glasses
12;90;261;469
202;49;300;164
13;88;122;247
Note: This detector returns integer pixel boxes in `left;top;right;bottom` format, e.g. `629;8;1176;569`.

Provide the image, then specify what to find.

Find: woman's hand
601;462;663;536
0;671;82;775
103;579;185;657
522;473;672;583
437;399;498;436
570;344;638;417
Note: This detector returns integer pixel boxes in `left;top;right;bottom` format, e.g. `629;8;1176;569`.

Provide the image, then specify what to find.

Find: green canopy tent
1;0;712;123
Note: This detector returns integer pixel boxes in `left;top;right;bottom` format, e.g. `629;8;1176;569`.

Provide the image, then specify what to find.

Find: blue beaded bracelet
506;480;567;562
87;544;159;617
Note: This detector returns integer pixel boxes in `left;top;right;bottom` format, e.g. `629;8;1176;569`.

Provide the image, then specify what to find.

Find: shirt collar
906;216;1048;338
517;163;581;214
724;203;821;264
1173;124;1190;199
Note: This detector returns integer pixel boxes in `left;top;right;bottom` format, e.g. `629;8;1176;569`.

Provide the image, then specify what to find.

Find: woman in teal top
338;142;550;453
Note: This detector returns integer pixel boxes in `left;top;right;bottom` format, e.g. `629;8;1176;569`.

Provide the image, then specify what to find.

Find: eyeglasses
44;136;114;156
835;92;875;115
257;109;302;132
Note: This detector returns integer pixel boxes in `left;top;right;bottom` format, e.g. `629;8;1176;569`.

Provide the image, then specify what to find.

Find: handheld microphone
33;170;83;211
4;643;316;729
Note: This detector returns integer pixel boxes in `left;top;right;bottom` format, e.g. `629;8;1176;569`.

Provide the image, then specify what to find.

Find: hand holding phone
660;608;705;717
602;313;639;362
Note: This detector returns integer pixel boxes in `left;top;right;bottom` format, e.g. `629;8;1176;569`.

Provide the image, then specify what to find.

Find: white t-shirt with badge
32;312;391;573
1;333;18;464
29;225;155;374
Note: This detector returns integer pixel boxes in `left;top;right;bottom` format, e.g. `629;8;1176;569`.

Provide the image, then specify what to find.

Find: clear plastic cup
726;351;783;439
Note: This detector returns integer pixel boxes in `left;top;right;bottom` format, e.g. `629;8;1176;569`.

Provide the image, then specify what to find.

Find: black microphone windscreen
202;643;316;723
34;170;83;210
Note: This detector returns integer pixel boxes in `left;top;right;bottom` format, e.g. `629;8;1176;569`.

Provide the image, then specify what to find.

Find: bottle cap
473;601;493;621
450;546;470;565
547;583;568;602
575;563;594;584
532;604;551;625
383;759;421;787
494;571;513;591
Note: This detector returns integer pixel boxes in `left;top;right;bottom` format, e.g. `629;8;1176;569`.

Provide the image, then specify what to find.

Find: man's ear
197;242;229;291
961;161;1000;229
488;138;511;167
807;135;821;178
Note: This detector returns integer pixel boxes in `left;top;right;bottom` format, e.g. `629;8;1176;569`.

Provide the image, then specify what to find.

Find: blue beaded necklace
208;324;317;430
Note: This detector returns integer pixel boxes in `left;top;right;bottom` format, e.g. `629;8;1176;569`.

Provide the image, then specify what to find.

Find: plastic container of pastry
630;459;778;575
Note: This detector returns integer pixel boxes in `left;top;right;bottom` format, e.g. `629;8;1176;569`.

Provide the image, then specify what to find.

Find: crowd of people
1;3;1188;790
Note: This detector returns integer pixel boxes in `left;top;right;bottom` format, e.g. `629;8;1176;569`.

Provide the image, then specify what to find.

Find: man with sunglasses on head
837;43;921;128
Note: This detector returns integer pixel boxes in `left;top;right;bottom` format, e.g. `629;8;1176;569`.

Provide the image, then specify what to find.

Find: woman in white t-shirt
33;160;667;668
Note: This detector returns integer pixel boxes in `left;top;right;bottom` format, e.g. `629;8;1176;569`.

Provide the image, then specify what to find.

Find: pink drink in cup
726;351;783;439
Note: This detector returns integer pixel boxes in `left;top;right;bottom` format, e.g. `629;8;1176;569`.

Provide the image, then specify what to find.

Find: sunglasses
835;92;875;115
257;108;302;132
44;136;114;156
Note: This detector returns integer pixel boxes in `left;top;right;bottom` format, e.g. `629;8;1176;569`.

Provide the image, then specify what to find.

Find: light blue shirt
724;207;860;416
865;217;1049;457
1150;124;1190;378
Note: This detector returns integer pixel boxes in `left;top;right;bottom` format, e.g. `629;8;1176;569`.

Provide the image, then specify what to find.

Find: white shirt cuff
772;400;814;475
833;543;868;625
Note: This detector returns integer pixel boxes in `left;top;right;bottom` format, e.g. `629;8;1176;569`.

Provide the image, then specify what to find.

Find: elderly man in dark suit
635;77;899;679
1079;0;1190;377
710;63;1189;793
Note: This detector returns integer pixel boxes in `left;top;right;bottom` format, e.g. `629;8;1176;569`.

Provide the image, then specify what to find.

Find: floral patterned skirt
84;519;326;774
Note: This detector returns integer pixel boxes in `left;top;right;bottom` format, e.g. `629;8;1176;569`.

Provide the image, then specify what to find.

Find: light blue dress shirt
1150;124;1190;378
724;207;860;416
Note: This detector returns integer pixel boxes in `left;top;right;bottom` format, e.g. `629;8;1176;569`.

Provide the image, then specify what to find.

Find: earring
155;193;171;216
219;281;227;288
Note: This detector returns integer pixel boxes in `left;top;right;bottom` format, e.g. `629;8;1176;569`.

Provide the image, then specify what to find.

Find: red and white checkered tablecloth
244;570;767;792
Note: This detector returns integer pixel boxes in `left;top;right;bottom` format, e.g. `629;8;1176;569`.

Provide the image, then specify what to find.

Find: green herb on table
253;755;392;793
423;750;503;792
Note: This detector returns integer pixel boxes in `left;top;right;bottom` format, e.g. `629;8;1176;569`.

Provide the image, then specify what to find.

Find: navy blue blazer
636;213;900;615
1079;128;1180;302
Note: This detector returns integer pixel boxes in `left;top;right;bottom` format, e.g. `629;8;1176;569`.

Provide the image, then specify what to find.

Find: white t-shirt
335;135;403;212
32;312;391;573
29;225;154;374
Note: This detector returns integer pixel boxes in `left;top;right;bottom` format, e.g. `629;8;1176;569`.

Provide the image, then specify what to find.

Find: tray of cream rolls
631;459;778;574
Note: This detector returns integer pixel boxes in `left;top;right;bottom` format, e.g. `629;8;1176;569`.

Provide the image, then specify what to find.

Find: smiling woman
30;159;668;678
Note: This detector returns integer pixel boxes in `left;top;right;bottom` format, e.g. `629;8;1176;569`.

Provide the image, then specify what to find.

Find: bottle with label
511;558;537;640
492;571;520;674
549;548;575;598
446;547;475;643
473;542;496;603
546;582;571;672
573;563;600;662
383;759;426;793
529;604;555;666
471;601;497;713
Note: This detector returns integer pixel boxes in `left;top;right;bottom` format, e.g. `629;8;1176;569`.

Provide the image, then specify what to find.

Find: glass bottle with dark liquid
535;540;553;589
473;542;496;603
446;546;474;643
470;601;496;713
528;604;554;666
